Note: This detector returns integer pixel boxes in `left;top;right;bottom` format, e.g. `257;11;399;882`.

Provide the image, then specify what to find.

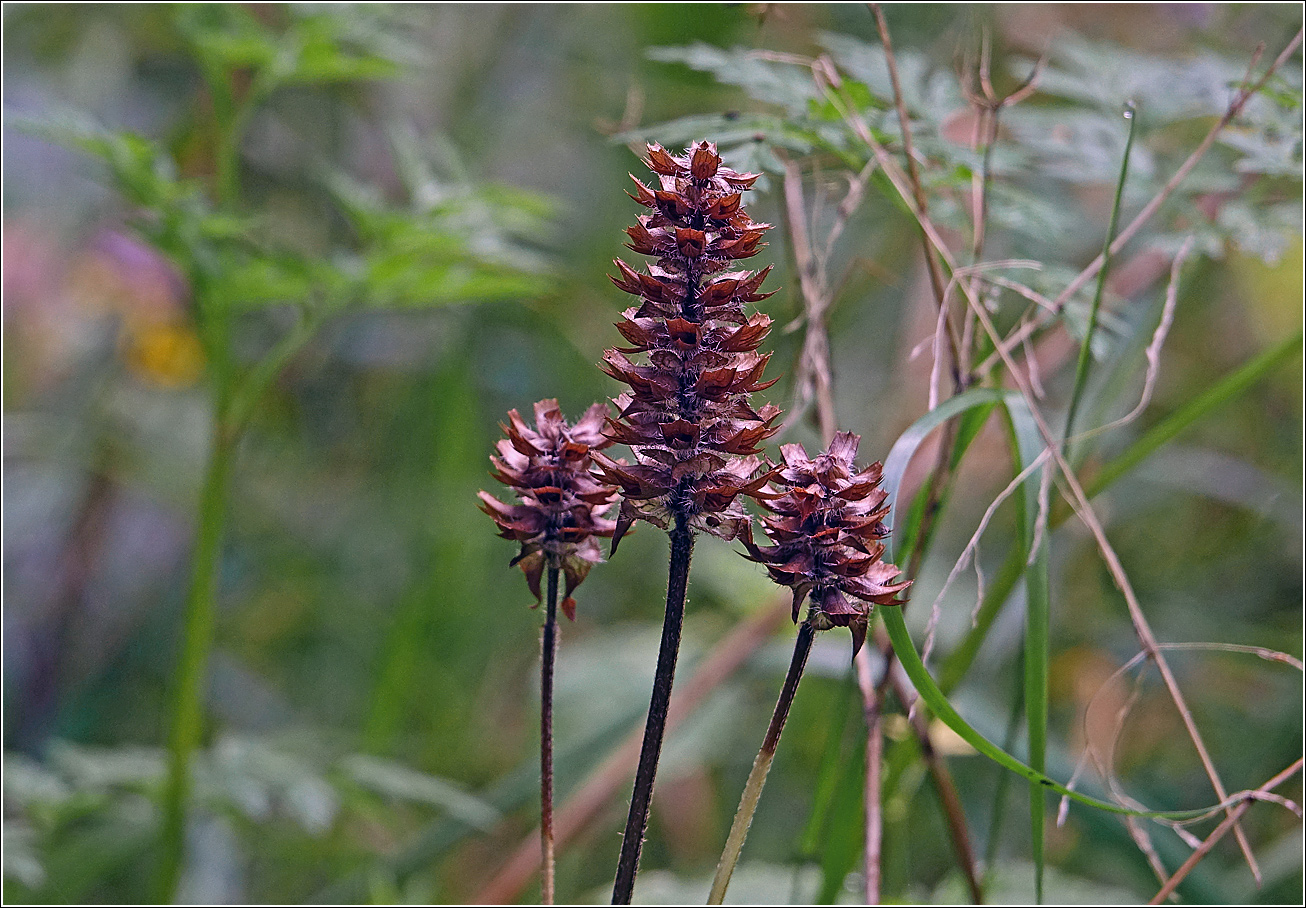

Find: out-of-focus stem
855;646;885;904
870;2;961;388
709;622;816;904
156;410;237;902
612;518;693;904
541;565;559;904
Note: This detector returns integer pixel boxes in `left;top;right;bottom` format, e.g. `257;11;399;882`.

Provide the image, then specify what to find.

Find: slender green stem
541;565;559;905
612;518;693;904
155;411;238;902
1063;102;1138;451
1005;404;1051;905
213;70;268;209
709;622;816;904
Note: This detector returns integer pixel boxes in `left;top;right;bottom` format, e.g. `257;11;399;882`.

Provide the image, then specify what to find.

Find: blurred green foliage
3;3;1302;905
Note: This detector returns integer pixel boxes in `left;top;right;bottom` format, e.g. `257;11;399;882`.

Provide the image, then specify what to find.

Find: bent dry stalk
589;141;782;903
478;399;618;903
710;433;909;904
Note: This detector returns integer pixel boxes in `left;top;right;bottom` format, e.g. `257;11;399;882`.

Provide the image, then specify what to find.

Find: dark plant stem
475;601;789;906
612;517;693;904
156;410;237;902
708;622;816;904
541;565;560;904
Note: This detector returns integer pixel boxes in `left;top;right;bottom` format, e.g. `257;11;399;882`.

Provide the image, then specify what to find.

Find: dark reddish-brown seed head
479;399;619;619
594;141;782;550
742;432;910;656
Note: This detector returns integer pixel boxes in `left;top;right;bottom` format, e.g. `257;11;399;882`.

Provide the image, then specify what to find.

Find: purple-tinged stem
541;565;559;904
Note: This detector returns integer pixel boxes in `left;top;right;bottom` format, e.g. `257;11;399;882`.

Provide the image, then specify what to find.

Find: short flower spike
478;399;619;619
742;431;910;656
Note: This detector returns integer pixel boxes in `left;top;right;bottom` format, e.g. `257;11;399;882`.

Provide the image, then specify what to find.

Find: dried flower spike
743;431;910;656
478;399;619;619
592;140;781;548
602;141;785;904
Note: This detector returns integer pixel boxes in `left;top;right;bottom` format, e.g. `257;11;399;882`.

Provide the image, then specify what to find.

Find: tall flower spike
743;431;911;656
591;141;781;550
478;399;619;619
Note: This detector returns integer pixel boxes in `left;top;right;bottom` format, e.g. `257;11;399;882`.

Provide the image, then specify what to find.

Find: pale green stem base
709;747;777;904
709;622;814;904
155;417;236;902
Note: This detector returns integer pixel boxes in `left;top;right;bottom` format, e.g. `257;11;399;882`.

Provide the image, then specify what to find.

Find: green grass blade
882;388;1015;564
1001;399;1050;903
1063;102;1139;451
880;604;1240;821
1083;330;1303;501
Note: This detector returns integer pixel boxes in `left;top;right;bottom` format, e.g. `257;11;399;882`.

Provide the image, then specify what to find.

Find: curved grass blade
880;604;1243;822
882;388;1015;563
880;391;1244;823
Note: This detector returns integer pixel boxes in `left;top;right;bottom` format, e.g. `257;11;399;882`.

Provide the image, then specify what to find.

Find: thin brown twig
1149;759;1304;905
779;156;878;440
473;599;790;904
786;139;984;902
853;8;968;628
871;2;963;389
1060;642;1305;826
833;32;1294;876
780;158;837;442
958;35;1046;366
1071;238;1193;445
964;277;1266;888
